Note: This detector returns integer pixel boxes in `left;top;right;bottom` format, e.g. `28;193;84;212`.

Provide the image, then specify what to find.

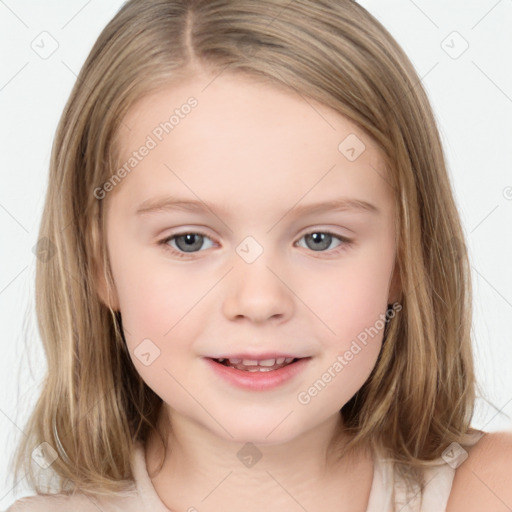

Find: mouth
205;355;311;391
207;356;304;372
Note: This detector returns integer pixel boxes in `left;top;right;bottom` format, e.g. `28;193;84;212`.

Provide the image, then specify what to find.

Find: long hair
12;0;483;497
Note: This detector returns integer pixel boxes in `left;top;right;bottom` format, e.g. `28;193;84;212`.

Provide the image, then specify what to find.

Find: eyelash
157;229;353;259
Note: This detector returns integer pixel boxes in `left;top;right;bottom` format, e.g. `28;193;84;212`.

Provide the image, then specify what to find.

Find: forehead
108;72;393;218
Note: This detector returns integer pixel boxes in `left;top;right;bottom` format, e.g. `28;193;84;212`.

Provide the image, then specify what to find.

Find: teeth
232;357;295;366
215;356;298;370
242;359;259;366
258;358;276;367
245;367;279;372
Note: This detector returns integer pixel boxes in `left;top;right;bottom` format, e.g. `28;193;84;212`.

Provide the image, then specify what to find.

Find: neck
144;405;373;512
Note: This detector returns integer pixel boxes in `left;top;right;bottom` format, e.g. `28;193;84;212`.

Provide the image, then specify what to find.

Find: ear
94;263;120;312
90;215;120;312
387;258;401;305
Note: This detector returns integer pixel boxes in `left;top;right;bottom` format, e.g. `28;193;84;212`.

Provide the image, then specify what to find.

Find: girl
7;0;512;510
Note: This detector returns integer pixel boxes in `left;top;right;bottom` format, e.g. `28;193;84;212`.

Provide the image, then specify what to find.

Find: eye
158;229;353;259
295;230;352;254
159;230;215;258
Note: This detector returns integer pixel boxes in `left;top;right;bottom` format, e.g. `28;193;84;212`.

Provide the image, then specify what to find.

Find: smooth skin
98;70;512;512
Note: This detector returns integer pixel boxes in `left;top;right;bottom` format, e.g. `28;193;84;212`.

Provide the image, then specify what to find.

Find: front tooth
276;357;285;364
242;359;259;366
259;358;276;367
228;358;242;364
284;357;294;363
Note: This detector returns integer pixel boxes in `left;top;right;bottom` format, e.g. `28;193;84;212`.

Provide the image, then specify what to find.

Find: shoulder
6;488;141;512
6;493;95;512
447;430;512;511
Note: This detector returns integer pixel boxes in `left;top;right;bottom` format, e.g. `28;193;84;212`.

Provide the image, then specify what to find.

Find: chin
208;414;307;446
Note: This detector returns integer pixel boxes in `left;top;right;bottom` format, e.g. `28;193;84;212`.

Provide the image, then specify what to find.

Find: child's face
102;71;399;444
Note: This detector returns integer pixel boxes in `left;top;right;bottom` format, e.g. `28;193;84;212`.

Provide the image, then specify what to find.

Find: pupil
176;233;203;252
307;232;330;251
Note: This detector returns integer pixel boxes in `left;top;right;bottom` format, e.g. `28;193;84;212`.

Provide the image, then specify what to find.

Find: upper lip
208;353;307;360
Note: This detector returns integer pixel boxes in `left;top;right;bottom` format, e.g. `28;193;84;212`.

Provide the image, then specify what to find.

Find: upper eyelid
162;224;353;238
161;229;351;250
162;228;351;242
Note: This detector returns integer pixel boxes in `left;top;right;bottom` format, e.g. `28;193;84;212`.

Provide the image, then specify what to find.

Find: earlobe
387;261;402;305
95;264;120;312
90;218;120;312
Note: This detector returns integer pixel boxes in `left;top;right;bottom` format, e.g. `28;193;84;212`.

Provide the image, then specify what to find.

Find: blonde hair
12;0;486;498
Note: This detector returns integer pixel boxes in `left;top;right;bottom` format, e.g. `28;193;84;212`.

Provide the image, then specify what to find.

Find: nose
222;252;294;324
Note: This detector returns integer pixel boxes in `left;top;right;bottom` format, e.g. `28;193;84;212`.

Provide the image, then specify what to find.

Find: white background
1;0;511;507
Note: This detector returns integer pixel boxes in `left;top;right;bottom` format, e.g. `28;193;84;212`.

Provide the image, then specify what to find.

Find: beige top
6;431;483;512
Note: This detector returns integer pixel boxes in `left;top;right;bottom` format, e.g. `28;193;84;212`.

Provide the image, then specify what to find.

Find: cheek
296;245;394;406
110;237;205;335
111;254;208;407
303;248;393;342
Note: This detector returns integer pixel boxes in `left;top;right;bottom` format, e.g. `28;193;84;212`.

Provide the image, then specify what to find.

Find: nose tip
222;255;293;324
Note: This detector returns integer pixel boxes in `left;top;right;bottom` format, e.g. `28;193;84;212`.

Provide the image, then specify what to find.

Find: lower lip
204;357;311;391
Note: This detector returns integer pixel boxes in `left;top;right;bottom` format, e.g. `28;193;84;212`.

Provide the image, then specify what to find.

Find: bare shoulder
6;488;141;512
6;493;95;511
447;430;512;512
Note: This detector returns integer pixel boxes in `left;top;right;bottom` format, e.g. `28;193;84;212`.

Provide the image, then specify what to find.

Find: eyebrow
135;195;380;218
